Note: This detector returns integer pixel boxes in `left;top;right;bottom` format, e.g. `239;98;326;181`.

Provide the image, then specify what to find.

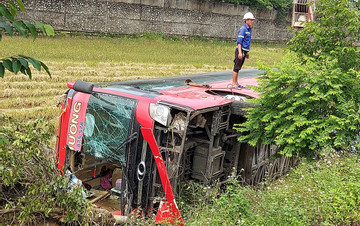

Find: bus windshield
83;92;137;166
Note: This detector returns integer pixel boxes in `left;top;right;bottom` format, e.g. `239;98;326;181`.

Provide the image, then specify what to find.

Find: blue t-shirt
236;24;252;52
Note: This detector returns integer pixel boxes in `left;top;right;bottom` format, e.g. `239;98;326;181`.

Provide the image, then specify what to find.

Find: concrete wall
13;0;292;41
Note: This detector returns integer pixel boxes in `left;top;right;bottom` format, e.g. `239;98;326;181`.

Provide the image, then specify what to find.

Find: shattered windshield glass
83;92;137;166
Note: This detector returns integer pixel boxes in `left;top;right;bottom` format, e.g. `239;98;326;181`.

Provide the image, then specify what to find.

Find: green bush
243;151;360;225
288;0;360;71
184;152;360;225
181;179;253;225
237;54;360;156
0;115;91;224
0;0;53;79
236;0;360;156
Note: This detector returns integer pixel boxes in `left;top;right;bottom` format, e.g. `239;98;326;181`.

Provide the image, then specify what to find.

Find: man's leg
232;50;246;87
239;51;246;70
232;48;240;86
232;71;239;86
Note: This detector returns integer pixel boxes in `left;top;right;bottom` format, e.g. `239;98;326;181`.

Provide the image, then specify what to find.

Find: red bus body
56;70;271;224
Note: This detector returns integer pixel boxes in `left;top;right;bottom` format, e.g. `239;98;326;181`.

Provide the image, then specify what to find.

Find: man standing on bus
232;12;255;89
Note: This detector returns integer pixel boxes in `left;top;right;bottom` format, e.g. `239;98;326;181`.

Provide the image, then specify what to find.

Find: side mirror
73;80;94;94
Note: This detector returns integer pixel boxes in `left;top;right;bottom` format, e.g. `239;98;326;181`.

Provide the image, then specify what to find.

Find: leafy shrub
243;151;360;225
236;0;360;156
180;178;253;225
184;152;360;225
206;179;253;225
178;180;221;217
0;115;92;224
288;0;360;71
0;0;53;78
237;54;360;156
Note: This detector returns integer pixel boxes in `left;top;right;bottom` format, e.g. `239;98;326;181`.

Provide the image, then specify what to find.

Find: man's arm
238;43;242;60
237;27;246;60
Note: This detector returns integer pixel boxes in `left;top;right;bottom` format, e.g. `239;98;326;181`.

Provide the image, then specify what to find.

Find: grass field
0;34;286;127
182;151;360;225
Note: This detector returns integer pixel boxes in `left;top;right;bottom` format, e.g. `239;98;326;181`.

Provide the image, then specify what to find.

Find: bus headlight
149;103;172;127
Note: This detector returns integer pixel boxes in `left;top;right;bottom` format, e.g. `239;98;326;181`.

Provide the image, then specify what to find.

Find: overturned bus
56;69;295;224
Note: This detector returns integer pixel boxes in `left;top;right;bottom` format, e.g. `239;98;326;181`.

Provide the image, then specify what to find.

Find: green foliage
179;179;253;225
236;0;360;156
0;1;55;39
0;0;53;79
0;115;54;186
243;151;360;225
288;0;360;71
202;179;253;225
0;55;51;78
184;152;360;225
178;180;221;216
0;115;91;224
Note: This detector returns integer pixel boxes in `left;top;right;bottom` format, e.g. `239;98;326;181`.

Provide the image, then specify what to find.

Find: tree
0;0;54;78
236;0;360;156
0;2;93;223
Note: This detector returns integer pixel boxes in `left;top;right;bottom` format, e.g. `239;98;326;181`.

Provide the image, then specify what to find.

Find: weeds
179;178;253;225
0;115;118;224
183;151;360;225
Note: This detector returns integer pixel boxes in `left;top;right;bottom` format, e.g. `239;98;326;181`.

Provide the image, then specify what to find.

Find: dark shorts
233;49;247;73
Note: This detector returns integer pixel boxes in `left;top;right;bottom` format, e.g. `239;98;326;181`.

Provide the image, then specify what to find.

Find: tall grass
183;151;360;225
0;34;285;66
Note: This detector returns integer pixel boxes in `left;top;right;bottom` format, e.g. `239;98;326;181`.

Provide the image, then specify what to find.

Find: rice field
0;34;287;127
